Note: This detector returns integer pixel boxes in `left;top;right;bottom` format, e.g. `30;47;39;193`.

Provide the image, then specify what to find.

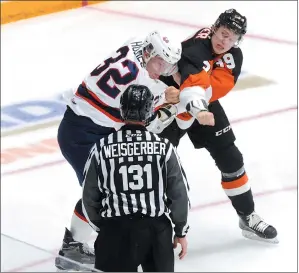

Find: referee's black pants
94;214;174;272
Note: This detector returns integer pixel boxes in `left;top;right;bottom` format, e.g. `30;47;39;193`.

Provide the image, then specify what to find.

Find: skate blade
56;268;97;272
242;230;279;244
56;264;96;272
55;256;96;272
56;269;75;272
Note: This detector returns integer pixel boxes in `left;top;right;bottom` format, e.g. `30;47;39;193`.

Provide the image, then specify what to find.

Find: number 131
119;164;152;191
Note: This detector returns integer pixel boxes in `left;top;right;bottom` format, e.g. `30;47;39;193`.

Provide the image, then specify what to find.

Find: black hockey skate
55;228;95;271
239;212;278;244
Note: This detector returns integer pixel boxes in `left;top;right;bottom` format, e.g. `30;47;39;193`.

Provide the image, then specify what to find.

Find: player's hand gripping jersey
176;28;243;128
63;37;171;130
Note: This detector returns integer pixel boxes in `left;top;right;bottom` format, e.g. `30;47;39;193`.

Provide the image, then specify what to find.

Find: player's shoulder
124;36;144;48
124;36;146;68
183;28;212;44
181;28;212;58
194;27;213;40
228;45;243;56
97;131;116;147
227;46;243;64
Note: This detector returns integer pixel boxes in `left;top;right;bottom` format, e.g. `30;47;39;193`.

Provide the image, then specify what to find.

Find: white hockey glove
146;104;178;134
186;100;215;126
186;99;208;115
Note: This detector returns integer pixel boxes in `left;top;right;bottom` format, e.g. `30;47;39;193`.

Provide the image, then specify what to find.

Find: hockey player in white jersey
63;31;180;131
55;30;181;271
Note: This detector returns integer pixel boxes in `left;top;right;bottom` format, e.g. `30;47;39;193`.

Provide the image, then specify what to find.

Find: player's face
211;26;240;54
146;56;173;79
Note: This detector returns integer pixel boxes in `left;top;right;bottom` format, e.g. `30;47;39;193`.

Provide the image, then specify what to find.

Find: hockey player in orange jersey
159;9;278;243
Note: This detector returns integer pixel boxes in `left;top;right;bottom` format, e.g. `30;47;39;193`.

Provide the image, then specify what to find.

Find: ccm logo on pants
215;125;231;136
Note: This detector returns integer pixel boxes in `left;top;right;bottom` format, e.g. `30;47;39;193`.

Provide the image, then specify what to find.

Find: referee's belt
104;213;153;221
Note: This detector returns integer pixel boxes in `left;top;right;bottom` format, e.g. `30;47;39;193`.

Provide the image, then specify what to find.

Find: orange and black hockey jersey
159;28;243;121
179;27;243;102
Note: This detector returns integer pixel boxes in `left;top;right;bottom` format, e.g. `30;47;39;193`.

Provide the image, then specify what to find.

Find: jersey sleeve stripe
75;83;122;122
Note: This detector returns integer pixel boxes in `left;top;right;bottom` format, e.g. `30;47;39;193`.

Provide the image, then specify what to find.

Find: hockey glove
146;104;177;134
186;100;215;126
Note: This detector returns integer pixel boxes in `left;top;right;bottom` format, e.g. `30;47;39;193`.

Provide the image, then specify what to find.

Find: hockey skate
55;228;95;272
239;212;278;244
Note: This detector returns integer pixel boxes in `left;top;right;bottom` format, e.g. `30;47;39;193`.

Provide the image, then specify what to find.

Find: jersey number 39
90;46;139;99
203;53;236;72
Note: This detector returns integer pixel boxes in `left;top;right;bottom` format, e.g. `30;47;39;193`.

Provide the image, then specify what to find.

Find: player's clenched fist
186;100;215;126
196;111;215;126
165;86;180;104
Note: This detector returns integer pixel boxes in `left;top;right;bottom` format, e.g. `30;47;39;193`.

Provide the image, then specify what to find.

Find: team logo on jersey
125;133;142;138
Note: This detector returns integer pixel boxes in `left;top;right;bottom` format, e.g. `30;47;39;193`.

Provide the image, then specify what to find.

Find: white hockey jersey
63;37;168;130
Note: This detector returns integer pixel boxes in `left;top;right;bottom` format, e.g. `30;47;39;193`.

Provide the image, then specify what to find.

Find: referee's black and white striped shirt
82;124;190;237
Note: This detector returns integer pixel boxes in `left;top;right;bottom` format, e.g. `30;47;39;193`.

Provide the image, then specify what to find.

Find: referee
82;84;190;272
